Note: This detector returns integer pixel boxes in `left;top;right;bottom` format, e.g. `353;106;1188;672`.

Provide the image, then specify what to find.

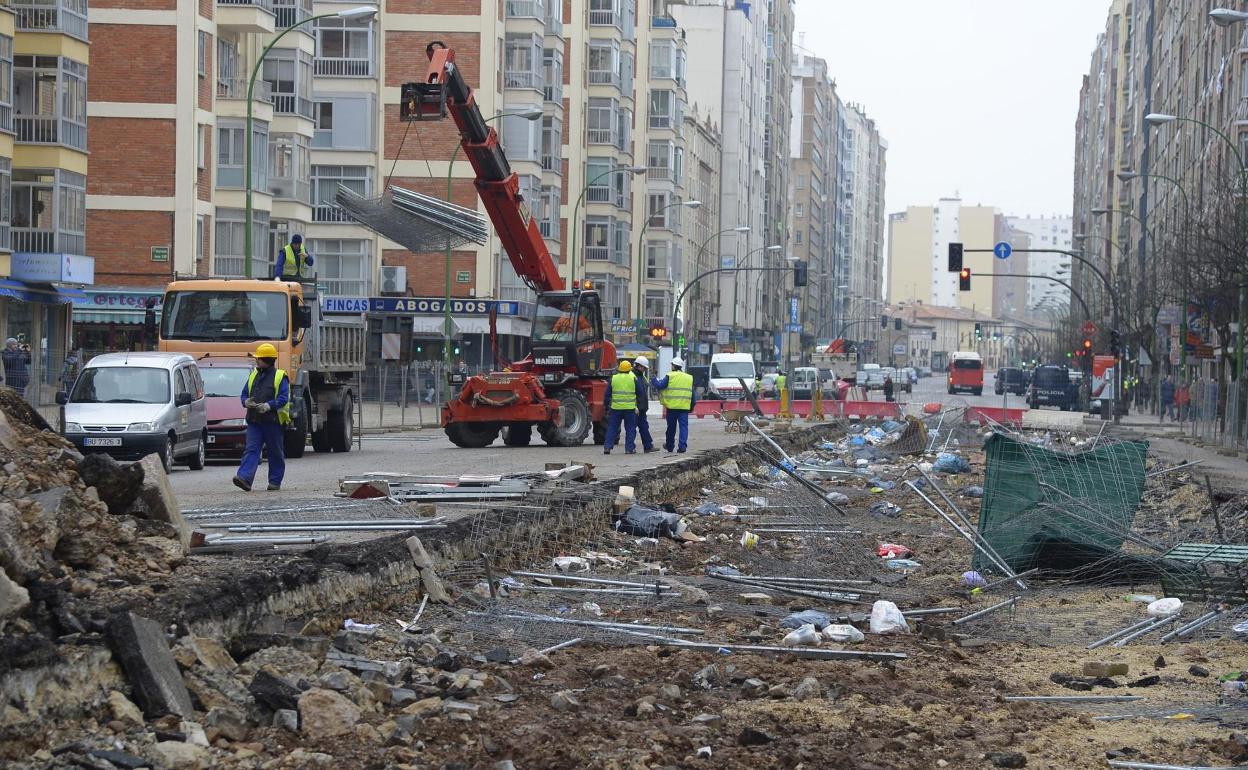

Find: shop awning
73;309;147;324
453;317;531;336
0;279;88;305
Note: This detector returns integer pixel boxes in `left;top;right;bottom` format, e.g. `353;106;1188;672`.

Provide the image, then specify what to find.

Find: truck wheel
446;422;500;448
328;394;353;453
311;425;330;453
593;420;607;445
502;424;532;446
539;390;591;447
973;388;982;396
285;406;308;458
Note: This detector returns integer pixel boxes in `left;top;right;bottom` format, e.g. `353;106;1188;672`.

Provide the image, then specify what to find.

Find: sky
793;0;1112;219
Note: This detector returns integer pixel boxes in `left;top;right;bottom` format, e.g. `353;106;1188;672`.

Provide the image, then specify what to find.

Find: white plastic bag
1146;597;1183;617
869;600;910;635
781;623;821;647
553;556;590;573
822;624;865;643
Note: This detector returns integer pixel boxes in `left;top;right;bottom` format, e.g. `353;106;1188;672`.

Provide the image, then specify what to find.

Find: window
311;165;369;222
311;94;374;150
585;215;613;261
11;168;83;255
197;30;208;76
587;41;619;86
13;55;87;150
213;208;269;277
539;185;560;240
196;215;205;262
796;174;806;190
647;192;672;228
647;140;672;180
308;238;370;295
499;111;540;162
0;158;10;252
217;37;238;96
196;125;206;169
589;0;619;26
504;32;542;90
650;40;673;79
269;134;311;203
541;115;562;172
217;121;267;189
542;47;563;103
794;230;802;245
0;35;11;132
795;203;804;218
587;97;617;144
644;290;669;320
585;157;613;203
645;240;666;279
648;89;674;128
314;16;374;77
262;50;313;118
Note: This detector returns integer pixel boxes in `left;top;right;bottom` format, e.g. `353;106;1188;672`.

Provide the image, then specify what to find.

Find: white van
707;352;757;400
58;352;209;472
791;366;819;400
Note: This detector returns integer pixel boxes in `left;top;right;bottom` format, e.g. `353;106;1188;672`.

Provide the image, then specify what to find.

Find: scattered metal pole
1037;483;1164;552
412;595;429;624
707;573;866;603
509;572;674;591
199;518;446;529
213;523;448;533
481;553;498;600
1087;616;1164;649
651;638;908;662
951;596;1019;626
1107;762;1232;770
905;480;1023;588
751;528;863;534
1090;420;1108;449
976;568;1040;593
490;612;706;636
900;606;962;617
1004;695;1144;703
743;415;794;465
1159;609;1221;643
512;585;650;595
728;575;872;586
1144;459;1204;478
1111;615;1181;647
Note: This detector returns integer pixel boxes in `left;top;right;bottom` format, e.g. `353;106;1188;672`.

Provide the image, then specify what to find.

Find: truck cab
526;289;615;380
158;278;366;456
707;353;757;400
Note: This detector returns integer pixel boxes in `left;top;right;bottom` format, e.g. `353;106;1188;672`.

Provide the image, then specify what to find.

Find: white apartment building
1005;214;1073;319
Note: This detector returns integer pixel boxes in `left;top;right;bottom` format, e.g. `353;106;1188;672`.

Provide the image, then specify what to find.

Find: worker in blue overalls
234;343;291;491
603;359;637;455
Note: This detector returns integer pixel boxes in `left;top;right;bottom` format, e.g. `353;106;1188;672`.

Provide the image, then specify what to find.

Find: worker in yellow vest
274;233;314;280
602;359;637;455
652;356;696;453
234;343;291;491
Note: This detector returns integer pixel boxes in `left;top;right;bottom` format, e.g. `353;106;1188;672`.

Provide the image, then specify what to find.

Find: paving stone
248;669;304;712
108;612;194;719
1082;661;1128;678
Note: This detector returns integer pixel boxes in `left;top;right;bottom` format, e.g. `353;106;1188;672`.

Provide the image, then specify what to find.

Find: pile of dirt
0;385;188;671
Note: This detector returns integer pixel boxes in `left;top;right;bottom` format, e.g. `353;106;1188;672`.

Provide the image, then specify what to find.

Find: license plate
83;437;122;447
207;435;216;444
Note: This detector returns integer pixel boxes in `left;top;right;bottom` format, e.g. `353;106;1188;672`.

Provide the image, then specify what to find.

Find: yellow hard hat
618;360;632;373
255;343;279;359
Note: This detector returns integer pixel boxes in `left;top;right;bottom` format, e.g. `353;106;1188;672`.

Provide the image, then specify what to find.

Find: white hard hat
632;356;648;368
671;357;685;368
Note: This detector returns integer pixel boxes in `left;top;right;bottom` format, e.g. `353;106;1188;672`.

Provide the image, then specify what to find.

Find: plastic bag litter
721;504;740;515
961;485;985;498
933;452;971;474
1233;620;1248;636
880;419;903;433
343;619;379;634
614;504;689;540
692;502;724;516
1147;597;1183;617
869;600;910;634
780;610;832;631
918;462;933;473
782;624;822;647
553;556;590;572
855;458;870;468
869;501;902;517
850;435;866;447
886;558;922;571
749;496;769;507
877;543;911;559
822;624;865;644
825;491;849;504
869;479;897;492
581;602;603;617
706;565;742;577
910;477;929;490
962;571;988;588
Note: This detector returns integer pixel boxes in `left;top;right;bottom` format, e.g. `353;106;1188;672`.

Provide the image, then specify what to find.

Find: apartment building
1006;214;1072;320
756;0;792;348
678;101;721;361
788;49;834;346
840;102;886;361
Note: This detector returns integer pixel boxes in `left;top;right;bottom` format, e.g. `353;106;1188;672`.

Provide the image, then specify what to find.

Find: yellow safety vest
281;244;311;279
247;368;292;426
609;372;637;410
776;375;787;392
660;371;693;410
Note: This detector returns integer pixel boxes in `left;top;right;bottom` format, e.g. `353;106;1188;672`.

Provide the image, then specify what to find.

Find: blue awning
0;279;89;305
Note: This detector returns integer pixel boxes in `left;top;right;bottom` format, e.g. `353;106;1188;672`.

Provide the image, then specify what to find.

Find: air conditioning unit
380;265;407;295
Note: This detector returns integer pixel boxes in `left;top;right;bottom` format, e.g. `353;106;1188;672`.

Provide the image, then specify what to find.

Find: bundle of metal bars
333;184;489;252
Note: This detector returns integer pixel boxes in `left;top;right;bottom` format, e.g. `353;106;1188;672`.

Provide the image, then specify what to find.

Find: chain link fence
356;360;455;431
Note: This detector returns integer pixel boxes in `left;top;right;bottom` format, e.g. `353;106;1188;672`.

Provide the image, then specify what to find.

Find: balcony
272;93;314;119
587;127;616;145
313;204;352;223
505;0;543;19
538;218;559;240
589;9;620;26
543;79;562;104
545;5;563;37
315;57;372;77
15;115;85;152
586;245;610;261
586;184;611;204
322;278;370;295
217;0;276;34
588;69;620;88
504;71;541;91
273;0;311;31
12;0;88;42
270;176;310;205
13;227;84;256
217;76;274;103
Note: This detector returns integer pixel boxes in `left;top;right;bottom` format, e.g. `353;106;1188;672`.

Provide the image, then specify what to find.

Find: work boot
267;484;280;491
677;448;687;453
644;447;659;453
233;476;252;492
625;450;637;454
603;448;611;455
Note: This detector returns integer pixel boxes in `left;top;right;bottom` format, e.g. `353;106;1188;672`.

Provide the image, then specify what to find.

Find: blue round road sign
993;241;1012;260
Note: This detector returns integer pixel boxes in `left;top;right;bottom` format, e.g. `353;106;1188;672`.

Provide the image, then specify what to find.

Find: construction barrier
687;399;901;420
964;406;1025;427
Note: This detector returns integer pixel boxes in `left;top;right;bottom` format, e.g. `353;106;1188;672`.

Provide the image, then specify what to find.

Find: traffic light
974;323;982;340
880;315;888;328
948;242;963;272
894;318;902;331
958;268;971;291
1082;338;1092;353
793;260;808;287
1110;329;1122;356
676;334;685;348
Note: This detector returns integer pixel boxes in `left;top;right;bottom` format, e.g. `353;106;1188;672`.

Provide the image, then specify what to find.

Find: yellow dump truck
158;278;367;456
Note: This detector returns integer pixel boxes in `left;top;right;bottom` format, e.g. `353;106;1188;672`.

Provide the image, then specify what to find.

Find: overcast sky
793;1;1112;219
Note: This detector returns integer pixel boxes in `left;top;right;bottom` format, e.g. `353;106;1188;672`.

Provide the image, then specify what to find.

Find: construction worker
652;356;696;453
234;343;291;492
552;301;592;336
631;356;659;453
274;233;314;280
603;359;637;455
775;370;787;399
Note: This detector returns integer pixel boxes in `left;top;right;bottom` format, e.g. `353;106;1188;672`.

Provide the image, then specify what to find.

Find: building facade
1005;214;1073;320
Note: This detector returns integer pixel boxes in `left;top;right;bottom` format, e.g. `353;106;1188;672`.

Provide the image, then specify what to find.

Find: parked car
58;352;208;472
1028;365;1078;411
790;367;818;400
198;357;255;457
898;367;916;393
995;367;1028;396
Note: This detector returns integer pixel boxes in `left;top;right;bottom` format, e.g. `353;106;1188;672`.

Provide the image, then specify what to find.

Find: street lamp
1209;8;1248;26
733;244;781;344
569;165;646;282
440;107;543;369
633;199;701;325
245;5;378;277
676;225;749;358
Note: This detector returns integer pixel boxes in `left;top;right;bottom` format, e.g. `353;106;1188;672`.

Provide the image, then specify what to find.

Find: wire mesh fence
356;360;452;430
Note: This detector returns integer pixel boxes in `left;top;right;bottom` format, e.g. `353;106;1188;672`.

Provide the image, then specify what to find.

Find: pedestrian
602;359;637;455
774;370;787;400
1159;374;1175;422
652;356;695;453
883;375;895;403
630;356;659;453
142;297;158;350
273;233;314;280
234;343;291;492
59;350;79;392
2;337;27;392
1176;378;1191;423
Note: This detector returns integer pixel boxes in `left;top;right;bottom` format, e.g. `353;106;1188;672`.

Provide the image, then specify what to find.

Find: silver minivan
58;352;208;472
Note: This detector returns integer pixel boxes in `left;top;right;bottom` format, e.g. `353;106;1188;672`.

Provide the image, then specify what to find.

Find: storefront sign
608;319;636;334
370;297;520;316
86;291;162;309
322;296;369;314
151;246;169;263
11;253;95;285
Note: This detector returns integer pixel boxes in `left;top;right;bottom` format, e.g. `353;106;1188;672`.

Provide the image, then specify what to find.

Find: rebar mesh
334;184;489;253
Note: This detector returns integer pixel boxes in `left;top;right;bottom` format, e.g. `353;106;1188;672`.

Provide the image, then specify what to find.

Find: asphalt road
169;408;759;509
